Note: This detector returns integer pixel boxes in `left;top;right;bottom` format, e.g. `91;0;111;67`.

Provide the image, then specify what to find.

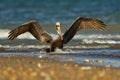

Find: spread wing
8;20;53;43
63;17;106;44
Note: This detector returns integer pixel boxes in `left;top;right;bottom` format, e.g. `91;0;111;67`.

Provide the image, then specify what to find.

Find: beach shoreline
0;55;119;80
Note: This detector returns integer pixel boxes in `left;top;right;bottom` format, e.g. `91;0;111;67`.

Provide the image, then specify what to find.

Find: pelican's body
8;17;106;52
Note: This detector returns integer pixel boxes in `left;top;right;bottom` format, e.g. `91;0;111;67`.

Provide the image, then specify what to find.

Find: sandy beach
0;55;119;80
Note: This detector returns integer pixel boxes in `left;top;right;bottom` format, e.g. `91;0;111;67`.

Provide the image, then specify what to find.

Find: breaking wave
0;29;120;45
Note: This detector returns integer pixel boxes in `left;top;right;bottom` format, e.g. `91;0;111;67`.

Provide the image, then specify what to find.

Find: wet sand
0;56;120;80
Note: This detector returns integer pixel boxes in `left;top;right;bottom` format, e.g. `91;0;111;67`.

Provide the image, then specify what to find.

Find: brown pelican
8;17;106;52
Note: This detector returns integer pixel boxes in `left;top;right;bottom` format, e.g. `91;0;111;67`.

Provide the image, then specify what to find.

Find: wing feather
63;17;106;44
8;20;53;43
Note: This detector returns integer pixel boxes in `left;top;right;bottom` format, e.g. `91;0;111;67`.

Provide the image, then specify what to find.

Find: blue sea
0;0;120;27
0;0;120;68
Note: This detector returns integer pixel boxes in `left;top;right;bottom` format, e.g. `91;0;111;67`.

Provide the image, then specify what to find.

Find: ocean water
0;0;120;28
0;0;120;68
0;24;120;67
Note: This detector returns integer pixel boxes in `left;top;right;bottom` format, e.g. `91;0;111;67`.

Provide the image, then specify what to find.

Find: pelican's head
56;22;60;27
56;22;63;40
56;22;61;34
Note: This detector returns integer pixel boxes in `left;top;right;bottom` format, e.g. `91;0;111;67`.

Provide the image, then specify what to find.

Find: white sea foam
0;29;10;38
0;45;48;49
82;39;120;44
52;48;74;54
1;29;120;39
0;29;57;39
65;45;110;49
0;44;119;55
0;29;120;44
74;34;120;39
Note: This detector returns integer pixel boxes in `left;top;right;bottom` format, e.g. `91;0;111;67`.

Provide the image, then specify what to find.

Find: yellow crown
56;22;60;26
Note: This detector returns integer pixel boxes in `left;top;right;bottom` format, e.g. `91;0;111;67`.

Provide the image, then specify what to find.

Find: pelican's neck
57;26;63;40
56;22;63;40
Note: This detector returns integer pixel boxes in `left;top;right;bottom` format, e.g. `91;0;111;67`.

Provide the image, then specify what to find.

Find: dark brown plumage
8;20;53;43
8;17;106;52
63;17;106;44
